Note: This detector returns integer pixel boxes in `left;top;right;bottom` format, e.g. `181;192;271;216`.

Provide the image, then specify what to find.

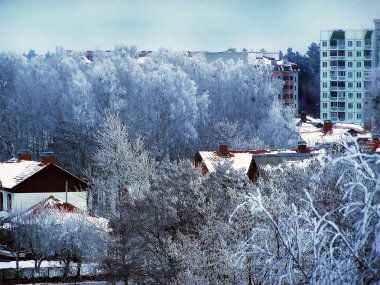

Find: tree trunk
76;259;82;281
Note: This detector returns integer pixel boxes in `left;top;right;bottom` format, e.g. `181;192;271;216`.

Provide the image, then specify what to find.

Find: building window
323;92;328;98
357;82;362;88
357;92;362;99
357;113;362;119
348;51;353;57
0;192;3;211
348;82;353;88
322;62;327;67
322;51;327;57
348;113;353;120
331;102;338;108
323;82;328;88
331;112;338;118
294;86;297;91
356;40;361;47
356;51;362;57
348;103;353;109
348;92;353;99
323;72;327;78
7;194;11;210
338;71;345;77
357;103;362;109
322;41;327;47
356;61;362;68
322;113;328;119
348;61;353;68
365;71;371;77
348;40;353;47
348;72;353;78
323;103;328;108
357;72;362;78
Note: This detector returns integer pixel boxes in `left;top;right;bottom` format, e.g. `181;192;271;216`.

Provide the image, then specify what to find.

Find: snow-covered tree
232;142;380;284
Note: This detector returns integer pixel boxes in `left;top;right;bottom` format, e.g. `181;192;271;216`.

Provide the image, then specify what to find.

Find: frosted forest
0;47;380;284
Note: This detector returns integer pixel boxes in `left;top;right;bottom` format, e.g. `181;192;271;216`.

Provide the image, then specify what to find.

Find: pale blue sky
0;0;379;54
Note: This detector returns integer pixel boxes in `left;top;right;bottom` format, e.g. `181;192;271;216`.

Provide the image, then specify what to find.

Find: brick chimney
300;111;307;123
218;141;229;157
323;120;333;133
17;149;32;161
297;140;308;153
41;151;56;164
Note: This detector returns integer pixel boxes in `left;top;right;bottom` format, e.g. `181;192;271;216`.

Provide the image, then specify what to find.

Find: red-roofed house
194;141;322;181
0;151;88;212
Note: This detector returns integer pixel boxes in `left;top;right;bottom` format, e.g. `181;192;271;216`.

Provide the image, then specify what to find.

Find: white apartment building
320;19;380;126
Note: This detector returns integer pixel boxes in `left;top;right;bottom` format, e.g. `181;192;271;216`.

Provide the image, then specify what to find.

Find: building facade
320;21;380;126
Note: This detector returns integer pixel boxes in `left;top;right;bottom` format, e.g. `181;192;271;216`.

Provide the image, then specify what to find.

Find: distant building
320;19;380;126
197;50;300;111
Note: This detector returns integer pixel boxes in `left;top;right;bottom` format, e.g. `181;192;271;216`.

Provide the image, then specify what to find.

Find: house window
356;40;361;47
357;92;362;99
0;192;3;211
7;194;11;210
356;51;362;57
357;103;362;109
348;40;353;47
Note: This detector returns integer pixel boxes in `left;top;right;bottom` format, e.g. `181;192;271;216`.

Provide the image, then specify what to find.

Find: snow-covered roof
0;159;46;189
197;149;313;175
295;116;370;147
22;196;109;230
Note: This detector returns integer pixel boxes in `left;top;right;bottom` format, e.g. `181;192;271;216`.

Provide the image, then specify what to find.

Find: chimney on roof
218;141;229;156
297;140;308;153
17;149;32;161
323;120;333;133
41;151;56;164
371;134;380;151
300;111;307;123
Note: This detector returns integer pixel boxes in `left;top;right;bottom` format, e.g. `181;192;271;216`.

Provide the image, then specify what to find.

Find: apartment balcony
331;66;338;70
338;65;345;70
281;71;291;76
330;56;337;60
282;89;293;95
331;107;338;111
284;80;293;85
330;86;338;91
338;45;345;50
338;76;345;80
338;117;346;122
279;98;294;104
365;45;371;50
338;107;346;111
331;76;337;80
338;56;345;60
365;76;371;81
330;97;338;101
365;55;372;60
330;45;338;50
